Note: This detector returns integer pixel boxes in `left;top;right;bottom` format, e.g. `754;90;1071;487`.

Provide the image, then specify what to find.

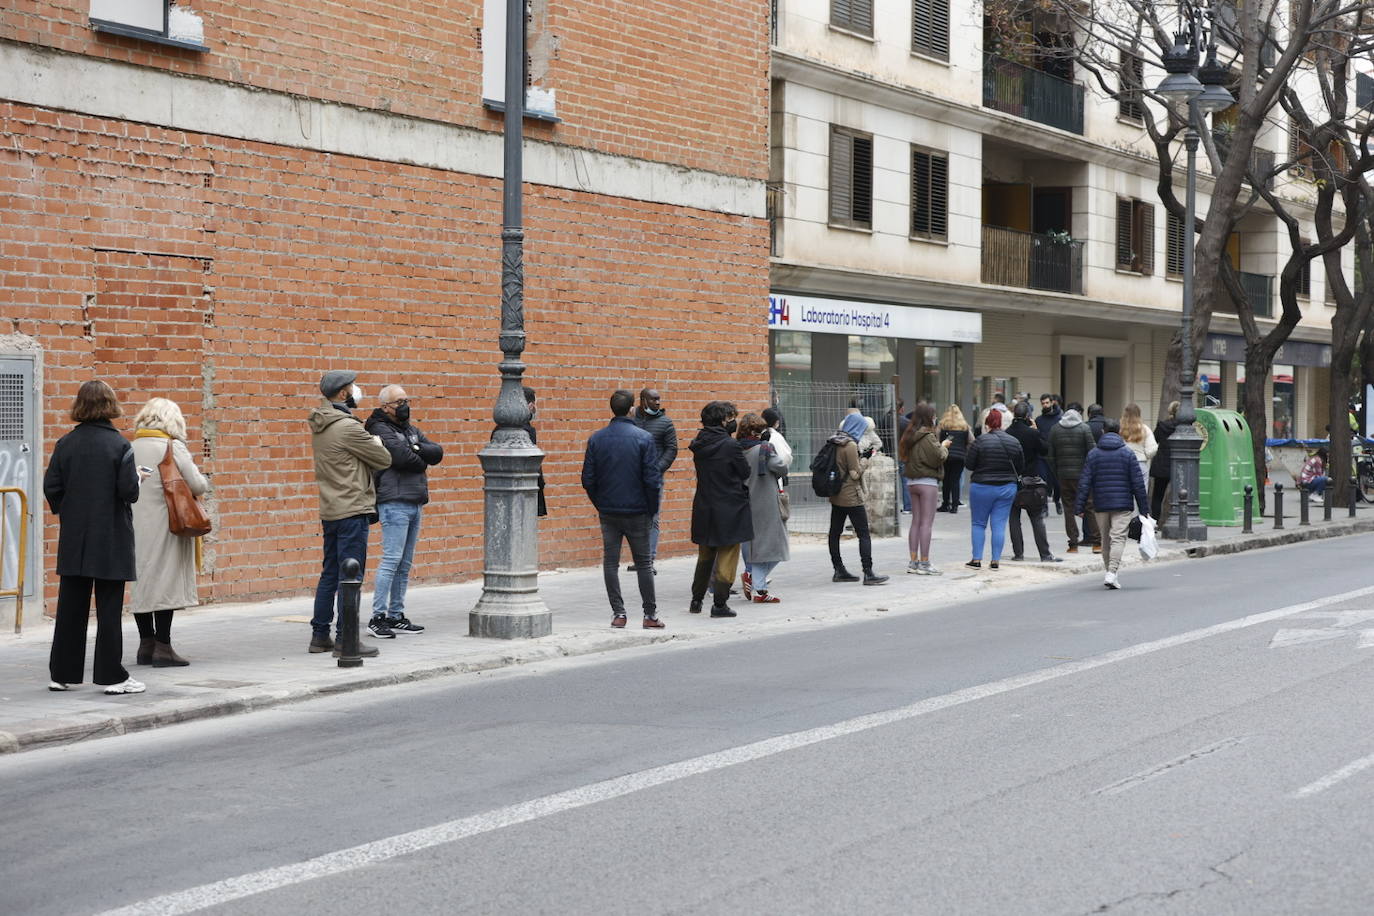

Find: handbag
158;440;212;538
777;487;791;522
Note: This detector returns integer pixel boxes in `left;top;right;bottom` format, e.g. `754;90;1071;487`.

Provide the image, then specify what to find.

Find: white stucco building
768;0;1354;437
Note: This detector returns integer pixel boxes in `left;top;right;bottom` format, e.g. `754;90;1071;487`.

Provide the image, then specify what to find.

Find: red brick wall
1;102;770;609
1;1;769;180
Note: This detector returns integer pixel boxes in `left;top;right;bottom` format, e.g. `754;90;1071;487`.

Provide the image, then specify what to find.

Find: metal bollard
1324;485;1333;521
337;558;364;668
1242;485;1254;534
1299;486;1310;526
1273;483;1284;530
1351;482;1359;518
1175;486;1189;542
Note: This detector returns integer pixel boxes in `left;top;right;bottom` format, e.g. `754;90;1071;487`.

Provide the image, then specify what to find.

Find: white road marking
1293;751;1374;799
1091;736;1250;796
1268;609;1374;648
97;584;1374;916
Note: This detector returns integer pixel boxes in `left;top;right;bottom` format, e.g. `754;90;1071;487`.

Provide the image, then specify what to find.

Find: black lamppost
470;0;552;638
1156;3;1234;542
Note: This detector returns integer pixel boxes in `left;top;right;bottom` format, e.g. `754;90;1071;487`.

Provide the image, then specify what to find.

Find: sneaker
907;560;925;574
709;604;737;617
642;616;666;629
103;677;146;695
368;617;397;639
48;681;71;691
1104;571;1120;589
308;634;335;653
332;644;381;658
922;562;943;576
1039;556;1064;563
389;617;425;633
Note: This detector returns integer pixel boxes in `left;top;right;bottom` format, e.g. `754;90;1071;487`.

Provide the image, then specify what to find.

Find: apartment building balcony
1213;128;1277;187
982;226;1084;295
982;54;1084;135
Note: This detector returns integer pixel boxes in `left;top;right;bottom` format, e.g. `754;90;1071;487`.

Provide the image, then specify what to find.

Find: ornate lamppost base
469;441;551;639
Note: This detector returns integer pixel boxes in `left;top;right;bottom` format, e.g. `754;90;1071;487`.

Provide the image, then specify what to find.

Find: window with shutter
1137;203;1155;275
830;126;873;229
1166;211;1185;277
912;0;950;59
831;0;873;35
1119;52;1145;121
910;147;949;240
1116;199;1134;269
1289;120;1313;176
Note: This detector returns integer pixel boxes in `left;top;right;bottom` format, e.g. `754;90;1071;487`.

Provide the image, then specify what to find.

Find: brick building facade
0;1;771;624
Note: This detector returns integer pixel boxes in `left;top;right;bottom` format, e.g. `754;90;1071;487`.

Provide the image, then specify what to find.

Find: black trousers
598;512;656;617
828;504;874;572
1010;504;1053;560
942;459;965;508
50;576;129;686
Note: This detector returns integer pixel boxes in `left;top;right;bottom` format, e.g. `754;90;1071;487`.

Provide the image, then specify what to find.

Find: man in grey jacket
364;385;443;637
629;387;678;572
1047;405;1100;554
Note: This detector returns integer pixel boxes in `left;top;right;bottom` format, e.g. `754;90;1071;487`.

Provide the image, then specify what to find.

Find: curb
0;631;684;754
1184;516;1374;557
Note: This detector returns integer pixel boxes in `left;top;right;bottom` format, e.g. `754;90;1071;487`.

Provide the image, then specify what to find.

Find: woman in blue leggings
962;409;1023;569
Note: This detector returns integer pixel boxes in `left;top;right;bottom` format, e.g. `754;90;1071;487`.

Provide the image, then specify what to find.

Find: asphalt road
3;537;1373;915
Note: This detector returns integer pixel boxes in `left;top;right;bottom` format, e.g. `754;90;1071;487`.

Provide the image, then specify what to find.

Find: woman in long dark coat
44;380;145;694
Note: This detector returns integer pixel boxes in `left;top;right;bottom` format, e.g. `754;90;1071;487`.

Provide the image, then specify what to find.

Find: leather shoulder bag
158;440;212;538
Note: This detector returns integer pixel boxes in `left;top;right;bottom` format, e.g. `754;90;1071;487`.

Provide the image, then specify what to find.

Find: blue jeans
312;515;370;638
372;502;421;620
1307;475;1329;495
969;482;1017;562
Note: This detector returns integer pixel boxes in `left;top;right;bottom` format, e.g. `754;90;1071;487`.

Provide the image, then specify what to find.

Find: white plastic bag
1138;515;1158;561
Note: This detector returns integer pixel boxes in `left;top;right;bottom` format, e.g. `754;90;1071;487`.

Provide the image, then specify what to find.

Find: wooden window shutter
851;134;873;225
830;127;853;225
929;153;948;237
1166;211;1185;277
911;150;930;236
1119;53;1145;121
913;0;950;59
1115;198;1134;269
853;0;874;33
910;149;948;239
1138;203;1155;275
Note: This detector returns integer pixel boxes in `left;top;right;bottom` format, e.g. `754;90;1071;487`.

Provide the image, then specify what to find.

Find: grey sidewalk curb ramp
3;520;1370;755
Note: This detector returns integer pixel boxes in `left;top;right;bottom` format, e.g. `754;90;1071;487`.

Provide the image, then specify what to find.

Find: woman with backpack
937;404;972;513
898;404;949;575
962;409;1023;570
815;413;889;586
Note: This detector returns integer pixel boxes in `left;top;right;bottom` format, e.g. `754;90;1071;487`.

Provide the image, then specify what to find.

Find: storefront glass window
1272;364;1294;439
771;330;811;383
916;346;956;412
848;335;897;386
1198;360;1222;408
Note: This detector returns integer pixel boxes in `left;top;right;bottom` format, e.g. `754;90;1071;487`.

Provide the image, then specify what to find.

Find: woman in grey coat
130;398;209;667
737;413;790;603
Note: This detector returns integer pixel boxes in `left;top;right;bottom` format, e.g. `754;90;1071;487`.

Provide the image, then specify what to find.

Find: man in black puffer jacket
365;385;444;637
1076;419;1149;591
630;387;678;572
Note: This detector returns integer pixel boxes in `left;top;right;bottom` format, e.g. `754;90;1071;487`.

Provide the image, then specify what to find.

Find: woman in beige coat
130;398;209;666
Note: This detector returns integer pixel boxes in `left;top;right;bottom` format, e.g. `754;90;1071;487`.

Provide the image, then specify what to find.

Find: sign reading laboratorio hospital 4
767;294;982;344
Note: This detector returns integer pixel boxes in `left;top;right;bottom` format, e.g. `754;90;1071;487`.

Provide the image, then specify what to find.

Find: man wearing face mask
365;385;443;637
628;387;677;573
307;371;392;656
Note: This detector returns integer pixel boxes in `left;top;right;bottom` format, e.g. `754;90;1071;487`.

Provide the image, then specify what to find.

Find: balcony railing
1213;130;1276;187
982;226;1084;295
1239;270;1273;318
982;53;1085;135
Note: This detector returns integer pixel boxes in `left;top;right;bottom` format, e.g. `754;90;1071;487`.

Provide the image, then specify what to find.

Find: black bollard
1324;484;1333;521
337;557;364;668
1242;485;1254;534
1351;482;1359;518
1175;486;1190;542
1299;486;1310;526
1273;483;1284;530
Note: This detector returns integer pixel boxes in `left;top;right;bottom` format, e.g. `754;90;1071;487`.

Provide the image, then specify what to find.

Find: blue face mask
642;406;662;417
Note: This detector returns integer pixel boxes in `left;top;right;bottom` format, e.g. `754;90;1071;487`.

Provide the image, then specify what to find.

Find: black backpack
810;439;844;497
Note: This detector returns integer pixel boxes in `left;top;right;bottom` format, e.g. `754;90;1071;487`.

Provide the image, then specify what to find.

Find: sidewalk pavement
2;499;1370;754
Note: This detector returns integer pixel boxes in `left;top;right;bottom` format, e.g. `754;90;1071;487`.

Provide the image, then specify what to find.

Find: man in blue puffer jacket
582;389;663;628
1075;418;1149;590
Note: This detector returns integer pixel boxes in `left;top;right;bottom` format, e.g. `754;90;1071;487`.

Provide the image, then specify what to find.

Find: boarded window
830;127;874;229
910;148;949;240
831;0;874;35
1116;198;1155;274
912;0;950;59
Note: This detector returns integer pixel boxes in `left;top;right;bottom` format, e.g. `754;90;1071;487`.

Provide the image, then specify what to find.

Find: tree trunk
1242;348;1272;512
1328;345;1355;508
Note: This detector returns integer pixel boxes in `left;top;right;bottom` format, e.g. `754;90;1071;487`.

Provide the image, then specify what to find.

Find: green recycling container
1195;408;1256;526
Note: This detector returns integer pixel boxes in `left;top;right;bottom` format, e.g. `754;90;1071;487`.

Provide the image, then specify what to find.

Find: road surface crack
1084;848;1246;913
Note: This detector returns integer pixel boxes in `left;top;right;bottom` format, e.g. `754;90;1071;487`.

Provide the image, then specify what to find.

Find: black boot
863;569;890;586
832;567;860;582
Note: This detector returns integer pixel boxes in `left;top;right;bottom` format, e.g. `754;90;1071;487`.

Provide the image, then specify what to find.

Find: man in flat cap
307;371;392;656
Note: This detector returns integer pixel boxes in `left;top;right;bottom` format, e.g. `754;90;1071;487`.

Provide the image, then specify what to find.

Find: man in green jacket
1047;404;1100;554
308;370;393;656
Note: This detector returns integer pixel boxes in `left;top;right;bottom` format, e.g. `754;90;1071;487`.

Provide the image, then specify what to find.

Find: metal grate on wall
0;375;23;440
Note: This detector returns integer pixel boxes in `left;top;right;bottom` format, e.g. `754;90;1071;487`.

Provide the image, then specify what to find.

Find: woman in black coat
1149;400;1180;522
43;381;146;694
